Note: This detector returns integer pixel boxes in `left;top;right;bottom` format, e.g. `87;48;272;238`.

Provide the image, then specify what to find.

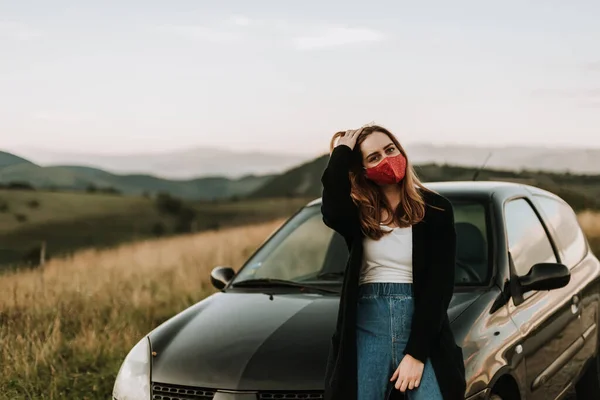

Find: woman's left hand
390;354;424;392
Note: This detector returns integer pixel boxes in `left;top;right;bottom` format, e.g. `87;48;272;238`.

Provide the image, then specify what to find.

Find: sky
1;0;599;156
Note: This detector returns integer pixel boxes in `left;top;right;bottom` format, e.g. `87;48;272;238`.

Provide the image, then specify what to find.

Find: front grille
152;382;215;400
259;392;324;400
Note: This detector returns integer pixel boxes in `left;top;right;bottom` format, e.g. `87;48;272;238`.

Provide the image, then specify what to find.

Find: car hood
148;290;481;390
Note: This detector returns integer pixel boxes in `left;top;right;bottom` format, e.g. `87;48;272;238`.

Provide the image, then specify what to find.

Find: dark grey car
112;181;600;400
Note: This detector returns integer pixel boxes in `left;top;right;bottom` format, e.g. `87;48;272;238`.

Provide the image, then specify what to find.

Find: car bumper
466;388;491;400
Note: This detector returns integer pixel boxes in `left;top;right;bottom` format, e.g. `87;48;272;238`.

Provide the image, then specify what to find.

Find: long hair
328;124;433;240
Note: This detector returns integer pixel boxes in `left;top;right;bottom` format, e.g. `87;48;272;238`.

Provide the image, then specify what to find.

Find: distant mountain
404;143;600;175
3;142;600;204
0;151;273;200
0;151;34;169
10;143;600;179
0;165;274;200
11;146;310;179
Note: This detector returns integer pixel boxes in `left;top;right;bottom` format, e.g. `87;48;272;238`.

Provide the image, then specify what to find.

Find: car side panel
452;288;527;399
575;253;600;367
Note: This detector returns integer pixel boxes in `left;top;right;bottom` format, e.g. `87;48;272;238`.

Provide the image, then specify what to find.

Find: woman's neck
380;184;402;209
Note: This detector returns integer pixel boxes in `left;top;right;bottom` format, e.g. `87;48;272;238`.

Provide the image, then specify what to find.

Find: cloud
293;26;385;50
158;24;241;44
0;21;42;41
159;17;385;50
33;111;94;123
584;62;600;72
579;101;600;109
227;15;251;27
532;88;600;99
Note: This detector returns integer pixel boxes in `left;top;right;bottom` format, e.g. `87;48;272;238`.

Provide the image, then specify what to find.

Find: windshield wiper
316;271;345;280
230;278;339;294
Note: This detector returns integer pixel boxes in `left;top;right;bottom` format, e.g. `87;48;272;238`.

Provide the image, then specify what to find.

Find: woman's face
360;131;402;169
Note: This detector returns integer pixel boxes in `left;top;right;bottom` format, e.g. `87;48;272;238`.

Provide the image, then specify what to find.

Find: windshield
231;198;491;287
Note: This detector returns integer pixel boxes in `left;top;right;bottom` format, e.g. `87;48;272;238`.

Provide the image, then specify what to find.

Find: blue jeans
356;282;443;400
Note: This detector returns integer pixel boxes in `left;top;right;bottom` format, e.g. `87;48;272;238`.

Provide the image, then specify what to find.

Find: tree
155;192;183;215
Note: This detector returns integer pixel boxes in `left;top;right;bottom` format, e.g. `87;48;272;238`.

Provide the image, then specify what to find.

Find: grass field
0;211;599;399
579;211;600;255
0;218;287;399
0;189;312;270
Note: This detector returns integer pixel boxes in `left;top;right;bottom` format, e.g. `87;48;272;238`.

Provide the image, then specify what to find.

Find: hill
248;152;600;211
0;189;312;269
4;147;600;206
0;152;274;200
247;153;329;199
0;151;33;169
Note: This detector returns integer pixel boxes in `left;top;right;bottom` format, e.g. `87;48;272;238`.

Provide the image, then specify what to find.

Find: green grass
0;189;314;270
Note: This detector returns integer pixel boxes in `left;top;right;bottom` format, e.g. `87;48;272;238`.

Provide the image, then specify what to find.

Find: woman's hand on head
390;354;424;392
334;128;362;151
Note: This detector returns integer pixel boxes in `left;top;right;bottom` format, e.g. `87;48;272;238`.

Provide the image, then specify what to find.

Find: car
112;181;600;400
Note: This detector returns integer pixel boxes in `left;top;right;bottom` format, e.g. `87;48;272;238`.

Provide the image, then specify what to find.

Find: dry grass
578;211;600;255
0;218;286;400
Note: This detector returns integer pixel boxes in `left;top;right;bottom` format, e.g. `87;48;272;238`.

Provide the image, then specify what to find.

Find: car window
452;200;490;285
233;208;342;282
504;198;557;277
233;199;491;286
534;195;587;268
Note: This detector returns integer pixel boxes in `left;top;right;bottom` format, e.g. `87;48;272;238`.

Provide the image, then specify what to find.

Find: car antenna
472;151;493;181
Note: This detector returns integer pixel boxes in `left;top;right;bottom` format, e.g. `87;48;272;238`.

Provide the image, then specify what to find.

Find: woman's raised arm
320;144;360;240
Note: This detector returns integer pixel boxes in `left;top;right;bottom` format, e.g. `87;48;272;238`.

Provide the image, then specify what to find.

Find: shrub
27;199;40;209
155;192;183;215
99;187;121;195
7;181;35;191
151;222;167;237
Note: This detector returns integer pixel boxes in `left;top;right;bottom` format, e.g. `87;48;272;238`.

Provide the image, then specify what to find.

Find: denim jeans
356;282;443;400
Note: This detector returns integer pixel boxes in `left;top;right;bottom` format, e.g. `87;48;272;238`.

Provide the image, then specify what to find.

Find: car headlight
112;336;151;400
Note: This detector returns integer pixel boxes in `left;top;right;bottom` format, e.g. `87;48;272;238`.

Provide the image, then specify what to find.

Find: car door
533;194;597;379
504;197;584;400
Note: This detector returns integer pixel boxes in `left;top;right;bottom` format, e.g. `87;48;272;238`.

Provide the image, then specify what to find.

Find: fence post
40;240;46;266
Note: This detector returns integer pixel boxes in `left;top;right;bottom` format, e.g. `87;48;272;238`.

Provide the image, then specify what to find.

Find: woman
320;124;466;400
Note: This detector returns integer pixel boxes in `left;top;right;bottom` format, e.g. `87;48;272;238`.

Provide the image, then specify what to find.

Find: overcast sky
1;0;599;156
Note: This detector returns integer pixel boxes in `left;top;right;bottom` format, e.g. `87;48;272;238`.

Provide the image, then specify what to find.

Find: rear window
534;195;588;268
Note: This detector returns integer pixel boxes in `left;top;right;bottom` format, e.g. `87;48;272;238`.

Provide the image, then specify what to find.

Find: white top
359;224;413;285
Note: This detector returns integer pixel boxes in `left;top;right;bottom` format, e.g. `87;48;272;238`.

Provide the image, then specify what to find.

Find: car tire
575;350;600;398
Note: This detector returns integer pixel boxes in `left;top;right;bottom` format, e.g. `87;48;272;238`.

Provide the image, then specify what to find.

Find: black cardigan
320;144;467;400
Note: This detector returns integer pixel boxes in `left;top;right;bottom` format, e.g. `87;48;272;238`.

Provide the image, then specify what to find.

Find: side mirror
210;266;235;290
519;262;570;293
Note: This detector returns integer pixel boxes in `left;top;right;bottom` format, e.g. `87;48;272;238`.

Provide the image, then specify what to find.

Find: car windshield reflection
231;199;491;287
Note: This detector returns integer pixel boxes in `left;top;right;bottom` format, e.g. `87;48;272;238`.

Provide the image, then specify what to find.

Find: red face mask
364;153;407;185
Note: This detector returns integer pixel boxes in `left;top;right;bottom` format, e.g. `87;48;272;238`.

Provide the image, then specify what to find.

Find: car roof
306;180;559;207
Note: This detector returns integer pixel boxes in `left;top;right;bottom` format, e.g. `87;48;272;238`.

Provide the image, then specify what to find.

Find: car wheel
575;350;600;397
